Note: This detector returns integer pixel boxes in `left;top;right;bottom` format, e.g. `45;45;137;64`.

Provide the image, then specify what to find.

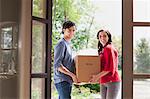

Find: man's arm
58;64;78;83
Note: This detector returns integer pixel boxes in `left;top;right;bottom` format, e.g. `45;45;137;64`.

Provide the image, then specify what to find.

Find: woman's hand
89;74;99;83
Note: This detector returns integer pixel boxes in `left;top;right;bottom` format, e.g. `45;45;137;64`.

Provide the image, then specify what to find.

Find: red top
99;44;121;84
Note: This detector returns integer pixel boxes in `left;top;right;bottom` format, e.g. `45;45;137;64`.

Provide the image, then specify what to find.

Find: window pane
134;79;150;99
32;21;46;73
133;27;150;74
0;50;17;74
133;0;150;22
1;50;12;73
32;0;46;18
0;22;18;77
1;27;12;49
31;78;45;99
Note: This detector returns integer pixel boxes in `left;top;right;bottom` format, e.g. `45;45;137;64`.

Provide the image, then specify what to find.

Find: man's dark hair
62;21;76;34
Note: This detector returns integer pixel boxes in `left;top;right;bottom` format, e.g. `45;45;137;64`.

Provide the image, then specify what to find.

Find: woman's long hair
97;30;112;54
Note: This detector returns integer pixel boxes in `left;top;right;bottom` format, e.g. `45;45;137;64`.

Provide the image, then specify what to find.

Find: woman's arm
89;71;110;83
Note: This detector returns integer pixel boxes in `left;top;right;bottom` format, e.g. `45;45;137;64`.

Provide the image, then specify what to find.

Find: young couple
54;20;121;99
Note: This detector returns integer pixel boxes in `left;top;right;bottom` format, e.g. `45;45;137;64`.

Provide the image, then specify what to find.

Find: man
54;20;78;99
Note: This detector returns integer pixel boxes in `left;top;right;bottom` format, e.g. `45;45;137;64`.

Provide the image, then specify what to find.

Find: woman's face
99;31;109;46
63;26;76;40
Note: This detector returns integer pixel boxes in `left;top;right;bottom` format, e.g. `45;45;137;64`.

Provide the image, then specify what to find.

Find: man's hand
71;73;78;83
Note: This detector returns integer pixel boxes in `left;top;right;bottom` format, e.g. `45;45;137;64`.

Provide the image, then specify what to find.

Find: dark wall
0;0;20;22
0;77;19;99
0;0;21;99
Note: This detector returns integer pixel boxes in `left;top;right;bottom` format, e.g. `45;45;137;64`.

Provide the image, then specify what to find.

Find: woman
90;30;121;99
54;20;78;99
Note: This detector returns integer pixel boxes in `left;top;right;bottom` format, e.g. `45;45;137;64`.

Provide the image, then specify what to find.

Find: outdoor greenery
134;38;150;73
52;0;97;51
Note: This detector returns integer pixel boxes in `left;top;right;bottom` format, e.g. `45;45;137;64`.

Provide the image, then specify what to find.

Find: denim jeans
55;81;72;99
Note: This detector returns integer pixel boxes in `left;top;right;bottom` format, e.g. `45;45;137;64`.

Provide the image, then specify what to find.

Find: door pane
31;78;45;99
134;79;150;99
133;0;150;22
32;0;46;18
32;20;46;73
133;27;150;74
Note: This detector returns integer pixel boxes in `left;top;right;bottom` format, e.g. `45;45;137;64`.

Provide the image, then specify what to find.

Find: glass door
31;0;52;98
123;0;150;98
133;0;150;99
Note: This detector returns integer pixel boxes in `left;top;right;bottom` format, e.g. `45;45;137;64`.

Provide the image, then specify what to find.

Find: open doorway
52;0;122;98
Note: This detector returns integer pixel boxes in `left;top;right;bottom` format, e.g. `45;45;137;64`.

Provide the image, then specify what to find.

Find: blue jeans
55;81;72;99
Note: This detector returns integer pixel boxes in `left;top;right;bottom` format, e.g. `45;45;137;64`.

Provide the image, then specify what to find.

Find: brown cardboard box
75;55;101;83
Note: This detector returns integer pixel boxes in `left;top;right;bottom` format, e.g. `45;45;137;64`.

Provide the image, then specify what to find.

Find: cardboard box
75;55;101;83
